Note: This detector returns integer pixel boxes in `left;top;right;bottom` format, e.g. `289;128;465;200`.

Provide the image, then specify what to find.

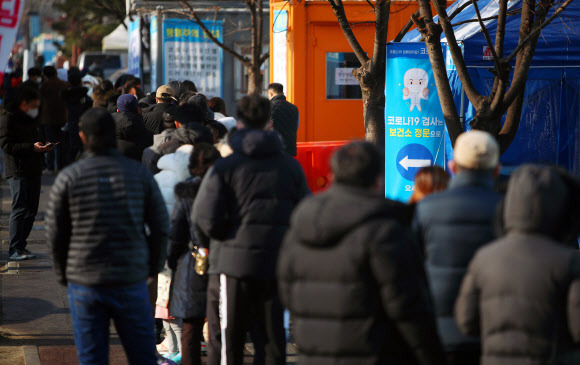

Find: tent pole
460;85;465;129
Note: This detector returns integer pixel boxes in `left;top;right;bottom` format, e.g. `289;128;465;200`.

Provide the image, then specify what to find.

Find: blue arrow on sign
396;143;434;181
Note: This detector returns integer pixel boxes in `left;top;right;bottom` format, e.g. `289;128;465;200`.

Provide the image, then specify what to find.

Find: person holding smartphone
0;87;55;261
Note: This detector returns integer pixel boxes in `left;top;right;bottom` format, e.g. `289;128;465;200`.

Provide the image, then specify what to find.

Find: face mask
34;78;42;84
26;108;39;119
86;87;93;98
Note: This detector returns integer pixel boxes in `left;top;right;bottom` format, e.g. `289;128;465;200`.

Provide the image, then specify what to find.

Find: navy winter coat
414;170;502;351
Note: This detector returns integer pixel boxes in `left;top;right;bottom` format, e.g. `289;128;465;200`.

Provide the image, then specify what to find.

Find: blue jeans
8;176;41;255
67;281;157;365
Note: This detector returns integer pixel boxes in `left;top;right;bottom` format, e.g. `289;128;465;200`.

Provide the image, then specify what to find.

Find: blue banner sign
385;43;446;202
128;18;141;78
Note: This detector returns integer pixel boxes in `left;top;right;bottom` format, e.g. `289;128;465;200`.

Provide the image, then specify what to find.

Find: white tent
102;20;129;51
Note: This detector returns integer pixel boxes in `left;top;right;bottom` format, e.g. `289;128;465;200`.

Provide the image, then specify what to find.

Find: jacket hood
157;144;193;182
174;176;202;200
172;123;213;145
504;165;568;237
113;112;146;140
229;128;283;158
292;184;405;247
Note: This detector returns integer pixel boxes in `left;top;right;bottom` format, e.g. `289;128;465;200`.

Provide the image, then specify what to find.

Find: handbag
191;246;209;276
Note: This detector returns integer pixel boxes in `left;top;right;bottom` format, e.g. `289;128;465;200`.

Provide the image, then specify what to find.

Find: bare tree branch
394;10;419;42
177;1;251;67
432;0;484;105
365;0;376;10
259;51;270;65
471;0;502;72
503;0;555;106
504;0;572;63
415;0;463;145
327;0;370;64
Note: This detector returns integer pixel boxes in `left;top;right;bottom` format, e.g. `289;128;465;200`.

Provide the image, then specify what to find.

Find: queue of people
1;68;579;365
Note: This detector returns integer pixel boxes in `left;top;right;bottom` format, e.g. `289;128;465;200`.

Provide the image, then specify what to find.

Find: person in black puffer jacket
46;108;169;364
168;143;221;365
193;94;309;365
455;165;580;365
278;141;446;365
142;104;212;175
113;94;153;161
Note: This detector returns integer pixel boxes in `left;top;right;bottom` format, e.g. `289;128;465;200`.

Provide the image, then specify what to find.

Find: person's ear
265;119;273;131
174;121;182;129
494;164;501;178
372;175;385;194
79;131;87;145
117;109;120;113
448;160;457;174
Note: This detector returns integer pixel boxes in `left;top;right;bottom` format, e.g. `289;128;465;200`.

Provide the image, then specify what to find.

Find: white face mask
26;108;39;119
34;77;42;84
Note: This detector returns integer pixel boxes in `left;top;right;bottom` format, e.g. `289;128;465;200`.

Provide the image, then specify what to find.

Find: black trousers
219;275;285;365
182;317;205;365
8;175;41;255
446;350;481;365
206;274;222;365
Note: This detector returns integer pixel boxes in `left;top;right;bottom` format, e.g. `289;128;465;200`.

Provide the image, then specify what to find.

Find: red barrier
296;141;349;194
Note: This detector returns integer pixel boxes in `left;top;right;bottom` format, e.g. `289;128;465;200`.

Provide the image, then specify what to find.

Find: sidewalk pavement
0;175;298;364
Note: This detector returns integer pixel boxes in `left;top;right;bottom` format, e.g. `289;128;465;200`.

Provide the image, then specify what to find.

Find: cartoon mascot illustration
403;68;430;112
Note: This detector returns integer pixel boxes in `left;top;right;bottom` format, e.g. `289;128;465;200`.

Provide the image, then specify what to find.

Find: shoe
156;341;171;354
166;353;181;364
21;249;36;258
9;251;28;261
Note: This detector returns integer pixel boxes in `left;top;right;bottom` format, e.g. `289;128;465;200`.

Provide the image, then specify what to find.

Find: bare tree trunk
247;66;263;95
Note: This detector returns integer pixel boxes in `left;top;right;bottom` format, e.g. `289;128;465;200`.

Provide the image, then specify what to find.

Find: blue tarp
400;0;580;175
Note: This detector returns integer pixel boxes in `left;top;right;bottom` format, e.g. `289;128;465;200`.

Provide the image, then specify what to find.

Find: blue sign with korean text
162;19;223;98
385;43;446;202
128;18;141;78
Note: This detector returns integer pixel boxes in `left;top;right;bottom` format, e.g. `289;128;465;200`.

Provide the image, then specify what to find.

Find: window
234;44;270;99
326;52;362;100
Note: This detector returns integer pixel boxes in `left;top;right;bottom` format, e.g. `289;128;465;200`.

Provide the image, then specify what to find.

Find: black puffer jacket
142;103;176;134
193;128;309;279
167;177;208;319
270;94;298;156
278;184;446;365
112;111;153;161
455;165;580;365
0;107;43;178
46;149;169;287
142;123;212;174
414;171;502;350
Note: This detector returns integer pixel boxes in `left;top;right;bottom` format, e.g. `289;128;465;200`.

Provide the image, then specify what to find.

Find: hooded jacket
278;184;446;365
112;111;153;161
167;177;208;319
142;123;212;175
192;128;310;279
455;165;580;365
0;107;43;178
414;170;502;350
154;144;193;215
40;77;69;127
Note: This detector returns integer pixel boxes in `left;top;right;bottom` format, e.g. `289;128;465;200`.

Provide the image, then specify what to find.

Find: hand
423;88;429;97
403;88;410;97
34;142;54;152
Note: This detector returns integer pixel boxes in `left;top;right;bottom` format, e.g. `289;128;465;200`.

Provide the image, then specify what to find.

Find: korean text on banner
150;16;159;90
162;19;223;98
272;10;288;89
128;18;141;78
0;0;24;75
385;43;446;202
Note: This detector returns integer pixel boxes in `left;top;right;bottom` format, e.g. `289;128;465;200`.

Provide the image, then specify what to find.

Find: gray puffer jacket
455;165;580;365
46;149;169;287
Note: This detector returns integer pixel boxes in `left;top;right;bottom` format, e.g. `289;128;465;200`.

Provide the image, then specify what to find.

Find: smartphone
45;142;61;148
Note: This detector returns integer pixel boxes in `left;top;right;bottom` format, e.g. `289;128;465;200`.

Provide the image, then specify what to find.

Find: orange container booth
270;1;422;192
